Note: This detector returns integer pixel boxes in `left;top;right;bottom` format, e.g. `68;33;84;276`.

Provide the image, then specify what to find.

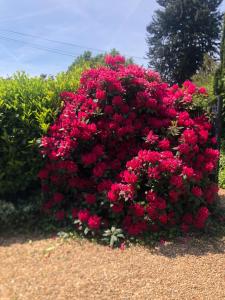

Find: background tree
214;15;225;186
215;14;225;98
67;49;133;72
192;54;218;98
147;0;223;84
214;14;225;137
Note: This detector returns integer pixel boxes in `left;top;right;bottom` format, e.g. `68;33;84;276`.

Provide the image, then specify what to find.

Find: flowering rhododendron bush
39;55;219;240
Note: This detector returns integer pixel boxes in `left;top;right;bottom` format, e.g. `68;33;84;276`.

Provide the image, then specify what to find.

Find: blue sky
0;0;225;77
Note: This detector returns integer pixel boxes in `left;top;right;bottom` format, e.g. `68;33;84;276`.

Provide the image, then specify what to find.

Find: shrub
39;56;219;242
192;55;217;99
219;141;225;188
0;66;86;201
191;54;218;126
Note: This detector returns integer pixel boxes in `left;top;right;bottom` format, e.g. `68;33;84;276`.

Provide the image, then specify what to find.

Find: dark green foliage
147;0;222;84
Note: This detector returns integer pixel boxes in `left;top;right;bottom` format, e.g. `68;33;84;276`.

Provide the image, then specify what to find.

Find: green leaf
84;227;89;235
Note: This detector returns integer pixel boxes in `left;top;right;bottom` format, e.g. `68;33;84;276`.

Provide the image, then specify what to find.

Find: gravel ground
0;191;224;300
0;235;224;300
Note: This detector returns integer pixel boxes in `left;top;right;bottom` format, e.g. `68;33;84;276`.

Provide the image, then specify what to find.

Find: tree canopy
147;0;223;84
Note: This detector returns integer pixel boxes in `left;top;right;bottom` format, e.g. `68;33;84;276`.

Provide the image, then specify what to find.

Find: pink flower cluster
39;55;219;237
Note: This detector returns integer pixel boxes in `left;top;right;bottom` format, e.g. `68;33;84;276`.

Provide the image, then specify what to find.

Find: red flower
183;80;196;93
169;190;179;203
105;55;125;66
211;137;217;144
127;221;147;236
158;139;170;150
88;215;101;230
123;170;138;184
198;87;207;94
78;209;90;223
146;206;158;220
156;197;167;210
107;190;118;202
204;162;214;172
170;176;183;188
96;89;106;100
146;191;157;203
104;105;114;114
85;194;96;205
192;186;203;198
205;183;218;204
97;179;113;192
126;158;141;170
131;203;145;217
146;130;159;144
178;143;190;155
112;202;124;213
199;130;208;143
112;95;123;106
148;166;160;180
93;162;107;177
182;166;194;178
159;214;168;224
120;242;126;251
82;153;97;166
53;192;64;204
194;207;209;229
182;129;197;145
38;169;49;179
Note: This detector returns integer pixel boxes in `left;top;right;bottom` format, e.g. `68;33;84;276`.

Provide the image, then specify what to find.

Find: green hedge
219;141;225;189
0;64;89;202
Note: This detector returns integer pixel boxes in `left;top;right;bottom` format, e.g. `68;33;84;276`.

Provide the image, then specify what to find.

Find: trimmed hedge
219;141;225;188
0;65;88;201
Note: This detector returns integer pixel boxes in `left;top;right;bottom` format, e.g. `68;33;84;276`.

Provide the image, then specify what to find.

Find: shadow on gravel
150;235;225;258
0;213;63;248
1;193;225;258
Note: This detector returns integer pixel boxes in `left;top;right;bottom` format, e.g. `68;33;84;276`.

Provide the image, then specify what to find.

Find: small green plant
102;227;125;247
0;200;16;226
74;219;92;236
57;231;77;240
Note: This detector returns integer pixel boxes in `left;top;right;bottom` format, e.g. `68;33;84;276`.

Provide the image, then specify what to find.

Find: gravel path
0;235;225;300
0;191;224;300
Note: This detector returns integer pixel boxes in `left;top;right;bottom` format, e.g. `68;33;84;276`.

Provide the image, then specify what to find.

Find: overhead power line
0;28;147;61
0;34;83;57
0;29;105;53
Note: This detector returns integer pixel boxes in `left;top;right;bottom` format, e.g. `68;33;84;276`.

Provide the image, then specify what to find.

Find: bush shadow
147;234;225;258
